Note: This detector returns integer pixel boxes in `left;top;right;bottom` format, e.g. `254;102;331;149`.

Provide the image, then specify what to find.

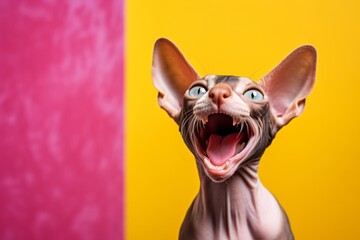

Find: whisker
188;118;198;147
185;117;196;141
248;66;264;79
195;120;202;135
237;122;244;139
180;114;194;137
240;123;244;133
246;122;250;134
183;108;195;116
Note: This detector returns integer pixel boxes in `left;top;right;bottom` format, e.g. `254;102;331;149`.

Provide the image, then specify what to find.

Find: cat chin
202;157;237;182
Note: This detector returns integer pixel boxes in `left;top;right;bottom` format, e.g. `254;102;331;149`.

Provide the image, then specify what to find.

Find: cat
152;38;316;240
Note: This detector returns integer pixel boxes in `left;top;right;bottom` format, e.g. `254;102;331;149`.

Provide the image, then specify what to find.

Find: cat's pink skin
152;38;316;240
180;163;290;239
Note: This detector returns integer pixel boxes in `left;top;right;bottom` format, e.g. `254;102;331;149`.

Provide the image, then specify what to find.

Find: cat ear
152;38;200;124
259;45;316;130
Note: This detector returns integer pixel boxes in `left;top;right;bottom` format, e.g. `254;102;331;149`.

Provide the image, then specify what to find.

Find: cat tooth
239;123;244;132
202;117;208;125
204;157;214;170
204;157;220;171
233;118;241;126
223;161;230;170
204;157;211;167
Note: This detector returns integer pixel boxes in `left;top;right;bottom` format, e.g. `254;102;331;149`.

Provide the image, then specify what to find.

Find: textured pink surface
0;1;124;239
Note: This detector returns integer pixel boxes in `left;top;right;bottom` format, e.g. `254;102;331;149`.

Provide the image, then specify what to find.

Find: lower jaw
203;156;231;171
203;167;235;182
200;156;240;182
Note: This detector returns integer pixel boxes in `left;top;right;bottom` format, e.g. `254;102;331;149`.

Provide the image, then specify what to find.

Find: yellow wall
126;0;360;239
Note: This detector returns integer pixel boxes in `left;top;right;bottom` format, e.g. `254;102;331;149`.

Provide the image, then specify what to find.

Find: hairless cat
151;38;316;240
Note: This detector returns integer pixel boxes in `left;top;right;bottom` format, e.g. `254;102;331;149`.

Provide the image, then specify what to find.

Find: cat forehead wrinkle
234;78;260;93
203;75;242;89
202;75;257;92
214;75;240;85
203;74;240;83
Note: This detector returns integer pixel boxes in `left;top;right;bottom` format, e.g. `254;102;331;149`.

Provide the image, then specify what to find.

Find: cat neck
196;161;262;216
180;161;290;239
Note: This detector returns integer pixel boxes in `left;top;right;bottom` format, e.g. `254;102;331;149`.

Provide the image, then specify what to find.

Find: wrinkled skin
178;75;292;239
152;38;316;240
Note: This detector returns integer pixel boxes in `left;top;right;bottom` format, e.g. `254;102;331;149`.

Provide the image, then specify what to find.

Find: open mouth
194;113;255;180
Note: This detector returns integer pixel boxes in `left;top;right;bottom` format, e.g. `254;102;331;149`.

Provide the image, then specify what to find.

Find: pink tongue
206;133;241;166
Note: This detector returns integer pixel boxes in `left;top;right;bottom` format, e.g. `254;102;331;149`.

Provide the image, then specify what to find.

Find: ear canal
259;45;317;129
152;38;200;124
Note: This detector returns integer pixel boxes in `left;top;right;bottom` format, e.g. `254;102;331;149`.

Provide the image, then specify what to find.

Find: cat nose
209;83;232;105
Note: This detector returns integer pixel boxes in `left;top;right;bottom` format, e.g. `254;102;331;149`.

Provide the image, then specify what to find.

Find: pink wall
0;1;124;239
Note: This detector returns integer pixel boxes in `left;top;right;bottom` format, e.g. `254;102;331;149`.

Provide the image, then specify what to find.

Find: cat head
152;38;316;182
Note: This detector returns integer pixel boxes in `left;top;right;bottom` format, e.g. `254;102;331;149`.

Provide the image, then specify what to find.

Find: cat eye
243;89;264;101
189;85;207;98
